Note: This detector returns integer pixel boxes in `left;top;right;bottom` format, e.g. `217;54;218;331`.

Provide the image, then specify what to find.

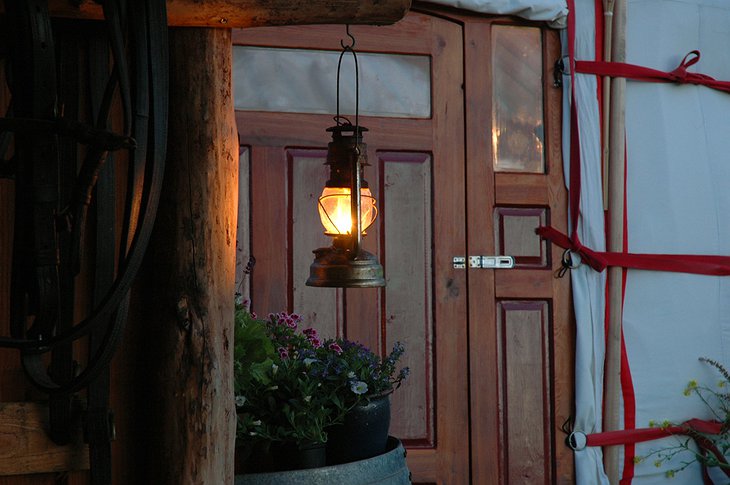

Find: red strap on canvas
576;419;730;484
575;51;730;94
537;226;730;276
582;419;722;447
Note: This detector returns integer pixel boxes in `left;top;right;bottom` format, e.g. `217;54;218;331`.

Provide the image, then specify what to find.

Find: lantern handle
336;27;359;130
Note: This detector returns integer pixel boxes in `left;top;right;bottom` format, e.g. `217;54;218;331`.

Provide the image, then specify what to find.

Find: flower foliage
636;357;730;479
234;299;408;446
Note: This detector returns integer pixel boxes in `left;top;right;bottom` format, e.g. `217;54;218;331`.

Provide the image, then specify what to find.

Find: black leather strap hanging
86;16;117;485
0;0;169;483
49;19;82;447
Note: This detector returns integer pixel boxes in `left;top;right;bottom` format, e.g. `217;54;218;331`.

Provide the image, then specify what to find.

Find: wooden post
141;28;238;484
603;0;626;482
601;0;615;209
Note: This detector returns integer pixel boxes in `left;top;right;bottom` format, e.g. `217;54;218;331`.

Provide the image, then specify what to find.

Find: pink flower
303;328;318;338
311;337;322;349
328;342;343;355
278;347;289;359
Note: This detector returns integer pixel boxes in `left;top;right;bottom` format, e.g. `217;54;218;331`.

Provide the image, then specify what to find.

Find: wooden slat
2;0;411;29
236;111;434;152
495;173;549;205
494;270;553;299
429;17;469;485
403;448;438;483
0;402;89;476
250;146;289;314
232;15;433;54
463;20;501;485
543;27;575;485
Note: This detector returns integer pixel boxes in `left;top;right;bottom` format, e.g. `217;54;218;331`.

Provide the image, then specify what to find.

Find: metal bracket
469;255;515;269
452;256;466;269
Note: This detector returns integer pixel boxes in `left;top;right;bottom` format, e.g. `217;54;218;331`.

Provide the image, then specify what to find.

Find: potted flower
233;299;409;471
234;302;342;471
310;338;410;464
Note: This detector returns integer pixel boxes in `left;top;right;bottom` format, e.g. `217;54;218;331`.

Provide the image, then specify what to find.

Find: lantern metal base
306;246;385;288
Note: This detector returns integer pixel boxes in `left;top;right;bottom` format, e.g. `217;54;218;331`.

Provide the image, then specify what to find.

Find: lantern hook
340;24;356;49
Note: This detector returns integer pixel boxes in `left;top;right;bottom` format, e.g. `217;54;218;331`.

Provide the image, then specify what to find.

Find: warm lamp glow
318;186;377;236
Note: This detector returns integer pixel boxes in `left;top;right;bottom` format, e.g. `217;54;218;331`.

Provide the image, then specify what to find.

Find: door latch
453;256;515;269
469;255;515;269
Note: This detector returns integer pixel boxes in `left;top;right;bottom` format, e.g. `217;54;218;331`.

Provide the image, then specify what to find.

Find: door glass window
233;46;431;118
491;25;545;173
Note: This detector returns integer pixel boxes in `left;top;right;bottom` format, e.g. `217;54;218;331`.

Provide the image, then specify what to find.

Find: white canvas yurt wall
564;0;730;483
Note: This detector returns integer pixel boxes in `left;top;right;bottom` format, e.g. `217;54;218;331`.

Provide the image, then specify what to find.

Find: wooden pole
0;0;411;28
603;0;626;482
601;0;615;209
142;28;238;484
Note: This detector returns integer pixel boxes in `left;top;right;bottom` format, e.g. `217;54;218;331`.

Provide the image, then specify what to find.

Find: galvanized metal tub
234;437;410;485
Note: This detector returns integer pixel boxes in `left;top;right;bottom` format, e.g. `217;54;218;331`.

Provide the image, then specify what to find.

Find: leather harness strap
0;1;169;483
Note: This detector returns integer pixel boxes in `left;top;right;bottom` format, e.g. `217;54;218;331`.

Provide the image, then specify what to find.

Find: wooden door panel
236;12;468;484
381;151;434;445
498;300;552;484
494;206;549;268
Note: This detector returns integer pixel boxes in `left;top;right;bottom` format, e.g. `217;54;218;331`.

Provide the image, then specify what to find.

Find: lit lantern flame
317;187;377;236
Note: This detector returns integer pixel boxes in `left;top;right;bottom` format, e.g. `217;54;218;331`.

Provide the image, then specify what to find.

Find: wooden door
461;17;573;485
233;13;469;484
233;9;573;485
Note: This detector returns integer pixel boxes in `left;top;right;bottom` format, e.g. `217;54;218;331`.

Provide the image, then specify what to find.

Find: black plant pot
275;441;327;471
242;440;326;472
326;395;391;465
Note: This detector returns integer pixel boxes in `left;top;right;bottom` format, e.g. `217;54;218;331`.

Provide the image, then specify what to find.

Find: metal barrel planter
235;437;411;485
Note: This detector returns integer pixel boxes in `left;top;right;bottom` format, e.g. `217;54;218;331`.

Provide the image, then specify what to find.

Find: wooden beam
0;402;89;476
0;0;411;28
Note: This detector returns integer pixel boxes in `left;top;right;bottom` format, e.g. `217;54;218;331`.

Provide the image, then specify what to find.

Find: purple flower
328;342;343;355
311;337;322;349
278;347;289;359
303;328;318;338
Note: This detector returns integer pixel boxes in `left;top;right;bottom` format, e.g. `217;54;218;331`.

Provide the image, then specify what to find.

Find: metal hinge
453;256;515;269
